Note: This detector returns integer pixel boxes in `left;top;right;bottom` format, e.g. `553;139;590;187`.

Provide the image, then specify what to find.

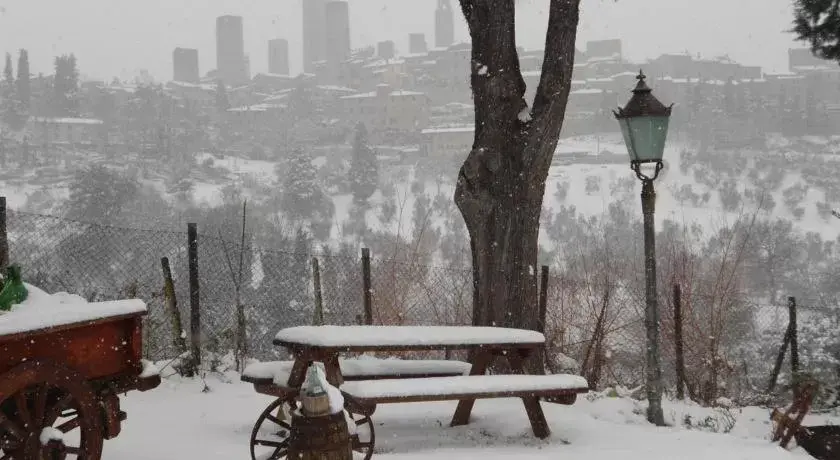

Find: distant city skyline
0;0;812;82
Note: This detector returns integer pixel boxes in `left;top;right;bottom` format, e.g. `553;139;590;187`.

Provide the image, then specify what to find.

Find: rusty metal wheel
0;360;103;460
349;411;375;460
249;398;295;460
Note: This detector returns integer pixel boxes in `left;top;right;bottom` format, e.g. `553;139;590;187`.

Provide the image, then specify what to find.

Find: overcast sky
0;0;804;82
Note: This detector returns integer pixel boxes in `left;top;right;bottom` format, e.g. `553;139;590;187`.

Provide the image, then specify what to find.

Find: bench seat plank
341;374;589;405
242;358;472;385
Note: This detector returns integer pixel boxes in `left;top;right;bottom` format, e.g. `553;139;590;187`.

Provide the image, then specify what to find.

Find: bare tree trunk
161;257;187;355
455;0;581;345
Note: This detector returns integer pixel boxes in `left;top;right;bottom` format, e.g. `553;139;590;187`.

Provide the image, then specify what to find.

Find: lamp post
614;71;673;427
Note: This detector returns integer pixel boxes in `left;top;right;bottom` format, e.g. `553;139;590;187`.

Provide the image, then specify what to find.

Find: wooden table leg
507;348;551;439
774;383;817;448
321;350;344;387
286;354;313;388
450;349;493;427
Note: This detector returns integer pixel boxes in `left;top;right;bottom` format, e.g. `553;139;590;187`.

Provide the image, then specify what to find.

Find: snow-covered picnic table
248;324;588;454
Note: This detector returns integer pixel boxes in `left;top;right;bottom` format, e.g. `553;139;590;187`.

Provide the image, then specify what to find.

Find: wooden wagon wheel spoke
0;361;103;460
348;412;375;460
55;416;82;434
253;438;288;449
264;413;286;427
250;398;294;460
12;392;31;430
0;413;25;441
31;384;49;428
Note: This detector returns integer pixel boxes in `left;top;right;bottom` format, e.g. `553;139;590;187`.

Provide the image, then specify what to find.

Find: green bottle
0;265;28;311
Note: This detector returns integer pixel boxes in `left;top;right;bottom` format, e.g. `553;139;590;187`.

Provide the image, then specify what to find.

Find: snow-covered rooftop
422;125;475;134
341;90;425;99
29;117;104;125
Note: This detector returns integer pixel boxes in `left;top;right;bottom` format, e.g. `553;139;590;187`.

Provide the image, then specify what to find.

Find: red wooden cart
0;299;160;459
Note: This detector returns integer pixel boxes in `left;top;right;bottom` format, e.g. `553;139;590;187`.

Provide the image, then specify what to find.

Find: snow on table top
340;374;589;400
274;326;545;348
243;357;472;385
0;283;147;337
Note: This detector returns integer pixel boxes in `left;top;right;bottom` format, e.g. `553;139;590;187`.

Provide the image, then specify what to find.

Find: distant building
409;33;427;55
435;0;455;49
789;48;832;73
302;0;326;73
586;39;622;61
27;117;104;146
173;47;199;83
339;83;429;132
421;125;473;158
268;39;290;75
216;15;249;85
377;41;396;60
325;1;351;66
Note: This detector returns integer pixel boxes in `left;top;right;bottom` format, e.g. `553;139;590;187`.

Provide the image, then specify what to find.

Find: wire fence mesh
6;210;836;404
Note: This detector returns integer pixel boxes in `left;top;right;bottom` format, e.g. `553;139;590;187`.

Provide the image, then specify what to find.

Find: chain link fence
6;210;836;405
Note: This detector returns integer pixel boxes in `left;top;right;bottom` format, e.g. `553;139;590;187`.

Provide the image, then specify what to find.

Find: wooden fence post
161;257;187;356
312;257;324;326
361;248;373;325
538;266;549;334
187;223;201;369
789;296;799;397
673;283;687;400
767;298;794;394
0;197;8;271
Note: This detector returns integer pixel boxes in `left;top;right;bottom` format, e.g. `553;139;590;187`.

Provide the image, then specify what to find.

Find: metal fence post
361;248;373;325
187;223;201;369
312;257;324;326
0;197;8;271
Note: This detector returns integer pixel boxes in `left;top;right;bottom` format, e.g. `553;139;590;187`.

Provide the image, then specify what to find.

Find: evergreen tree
215;79;230;112
67;165;139;223
16;49;30;111
347;122;378;205
281;147;321;220
1;53;23;130
793;0;840;62
279;147;334;239
3;54;12;86
53;54;79;116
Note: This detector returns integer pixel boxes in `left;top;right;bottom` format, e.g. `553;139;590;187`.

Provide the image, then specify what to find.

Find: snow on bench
242;357;472;387
274;325;545;349
340;374;590;405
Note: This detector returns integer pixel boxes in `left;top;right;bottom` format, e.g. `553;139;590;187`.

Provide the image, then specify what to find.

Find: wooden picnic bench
244;325;589;460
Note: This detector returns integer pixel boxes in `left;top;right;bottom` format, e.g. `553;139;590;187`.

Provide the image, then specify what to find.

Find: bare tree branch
526;0;582;180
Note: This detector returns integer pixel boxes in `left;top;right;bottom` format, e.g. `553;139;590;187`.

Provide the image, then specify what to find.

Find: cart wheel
349;411;375;460
0;360;103;460
249;398;295;460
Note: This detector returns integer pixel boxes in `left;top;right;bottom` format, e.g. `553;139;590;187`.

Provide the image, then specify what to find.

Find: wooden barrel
287;411;352;460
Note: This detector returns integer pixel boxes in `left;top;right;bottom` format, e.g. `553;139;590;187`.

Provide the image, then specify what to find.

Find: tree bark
456;0;581;345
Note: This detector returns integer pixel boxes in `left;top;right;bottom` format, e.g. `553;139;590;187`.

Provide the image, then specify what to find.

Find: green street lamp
614;71;673;180
614;71;673;427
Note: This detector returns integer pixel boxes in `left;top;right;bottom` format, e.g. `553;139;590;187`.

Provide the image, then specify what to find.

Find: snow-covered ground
103;368;820;459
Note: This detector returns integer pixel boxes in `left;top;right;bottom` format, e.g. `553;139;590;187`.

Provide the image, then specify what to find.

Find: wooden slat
0;312;147;344
243;371;471;386
344;387;587;405
253;382;298;398
0;316;143;380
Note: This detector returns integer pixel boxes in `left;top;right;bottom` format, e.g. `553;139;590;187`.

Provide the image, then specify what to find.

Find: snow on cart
0;283;161;459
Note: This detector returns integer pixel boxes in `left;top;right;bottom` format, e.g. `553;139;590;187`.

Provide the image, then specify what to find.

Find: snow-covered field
104;368;820;459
